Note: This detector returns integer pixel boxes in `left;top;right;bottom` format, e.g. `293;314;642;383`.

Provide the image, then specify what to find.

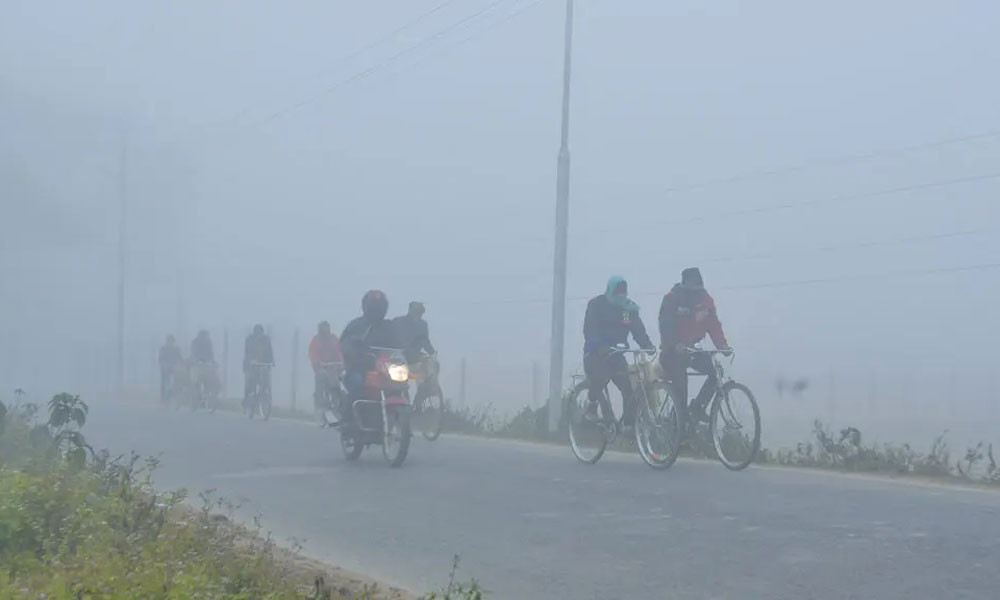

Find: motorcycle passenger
190;329;219;393
658;267;731;424
582;276;655;428
394;301;436;365
309;321;343;409
341;290;399;403
243;324;274;407
158;334;183;403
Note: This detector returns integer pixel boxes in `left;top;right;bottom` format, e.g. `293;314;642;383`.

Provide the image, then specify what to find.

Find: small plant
420;556;486;600
45;393;92;466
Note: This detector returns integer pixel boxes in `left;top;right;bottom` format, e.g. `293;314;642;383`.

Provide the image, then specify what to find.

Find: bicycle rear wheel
635;381;684;470
414;382;445;441
567;382;609;464
710;381;761;471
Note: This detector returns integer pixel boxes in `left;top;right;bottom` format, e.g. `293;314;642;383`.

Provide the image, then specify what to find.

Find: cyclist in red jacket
658;268;731;424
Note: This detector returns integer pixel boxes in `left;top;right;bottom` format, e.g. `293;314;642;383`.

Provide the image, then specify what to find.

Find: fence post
459;358;467;406
531;360;540;407
291;327;300;411
222;328;229;401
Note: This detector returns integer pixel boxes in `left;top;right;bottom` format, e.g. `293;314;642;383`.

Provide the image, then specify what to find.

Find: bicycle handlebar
685;347;735;356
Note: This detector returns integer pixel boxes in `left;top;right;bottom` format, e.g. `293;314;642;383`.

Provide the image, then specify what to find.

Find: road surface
87;403;1000;599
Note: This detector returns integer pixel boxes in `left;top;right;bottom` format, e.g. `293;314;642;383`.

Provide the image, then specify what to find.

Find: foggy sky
2;0;999;438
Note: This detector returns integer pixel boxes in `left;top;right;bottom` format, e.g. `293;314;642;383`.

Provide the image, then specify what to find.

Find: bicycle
565;346;683;469
409;352;445;441
669;346;761;471
244;361;273;420
190;361;220;413
314;361;345;426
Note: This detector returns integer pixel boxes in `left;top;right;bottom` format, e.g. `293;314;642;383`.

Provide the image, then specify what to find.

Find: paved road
86;403;1000;599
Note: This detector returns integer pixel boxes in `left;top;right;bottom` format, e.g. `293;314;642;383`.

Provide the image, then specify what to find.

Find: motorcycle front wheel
383;407;412;467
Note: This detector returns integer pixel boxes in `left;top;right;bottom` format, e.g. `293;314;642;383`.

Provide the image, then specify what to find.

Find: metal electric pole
116;131;128;402
548;0;575;433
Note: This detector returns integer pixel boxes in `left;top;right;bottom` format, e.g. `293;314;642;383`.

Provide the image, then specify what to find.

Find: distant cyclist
243;324;274;407
582;276;655;428
658;267;731;424
190;329;220;395
309;321;343;407
158;334;183;403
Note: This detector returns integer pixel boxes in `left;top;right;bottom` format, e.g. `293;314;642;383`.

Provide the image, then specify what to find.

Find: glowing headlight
387;363;410;383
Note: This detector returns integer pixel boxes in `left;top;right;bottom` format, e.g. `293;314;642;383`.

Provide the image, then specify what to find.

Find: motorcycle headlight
387;363;410;383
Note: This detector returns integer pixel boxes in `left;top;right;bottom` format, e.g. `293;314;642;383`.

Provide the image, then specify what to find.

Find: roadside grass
432;399;1000;486
0;395;484;599
213;392;1000;487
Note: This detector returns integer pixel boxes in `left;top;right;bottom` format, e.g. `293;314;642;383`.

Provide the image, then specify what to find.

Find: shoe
583;401;600;422
688;403;709;424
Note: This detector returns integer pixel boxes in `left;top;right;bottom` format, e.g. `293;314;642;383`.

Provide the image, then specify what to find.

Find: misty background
2;0;999;448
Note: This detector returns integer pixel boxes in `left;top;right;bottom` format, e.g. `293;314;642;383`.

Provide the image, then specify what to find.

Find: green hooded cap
605;276;638;311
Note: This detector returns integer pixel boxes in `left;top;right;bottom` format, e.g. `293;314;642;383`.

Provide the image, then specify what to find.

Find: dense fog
3;0;999;447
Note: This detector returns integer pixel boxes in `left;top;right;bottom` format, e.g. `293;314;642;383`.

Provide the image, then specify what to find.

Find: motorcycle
335;347;413;467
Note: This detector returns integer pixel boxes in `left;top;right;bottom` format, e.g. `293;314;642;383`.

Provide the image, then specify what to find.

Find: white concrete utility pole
116;130;128;402
548;0;575;433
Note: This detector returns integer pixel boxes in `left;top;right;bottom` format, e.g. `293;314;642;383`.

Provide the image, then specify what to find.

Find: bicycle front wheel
710;381;761;471
567;382;609;464
635;381;684;470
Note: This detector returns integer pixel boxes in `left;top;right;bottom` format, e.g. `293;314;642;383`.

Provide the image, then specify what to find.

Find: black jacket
341;317;400;372
158;344;183;372
393;315;435;358
583;294;653;354
243;333;274;368
190;337;215;363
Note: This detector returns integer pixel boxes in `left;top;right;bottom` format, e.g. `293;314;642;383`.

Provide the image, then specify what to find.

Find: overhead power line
660;130;1000;194
256;0;522;126
438;260;1000;307
586;170;1000;235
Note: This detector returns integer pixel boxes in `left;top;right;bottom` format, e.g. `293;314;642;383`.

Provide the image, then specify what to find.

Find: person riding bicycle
341;291;400;403
658;267;731;424
583;276;656;428
309;320;343;409
243;324;274;407
190;329;219;392
394;301;438;411
393;301;436;365
158;334;183;403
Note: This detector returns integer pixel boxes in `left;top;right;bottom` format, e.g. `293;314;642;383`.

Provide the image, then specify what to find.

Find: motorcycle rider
658;267;731;424
582;276;656;427
158;334;183;403
341;290;399;403
243;324;274;408
309;321;343;409
394;301;436;364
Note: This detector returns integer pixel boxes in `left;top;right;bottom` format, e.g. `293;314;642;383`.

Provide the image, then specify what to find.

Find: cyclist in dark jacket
394;301;435;364
658;267;731;423
243;324;274;406
158;335;183;403
582;276;655;427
